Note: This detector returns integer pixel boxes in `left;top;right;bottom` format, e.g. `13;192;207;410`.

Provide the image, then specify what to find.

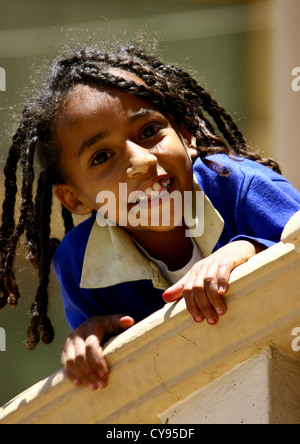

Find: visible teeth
145;179;171;195
152;182;161;191
145;187;153;196
131;179;171;203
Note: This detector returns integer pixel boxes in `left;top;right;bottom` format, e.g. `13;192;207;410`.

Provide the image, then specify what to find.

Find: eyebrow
78;130;109;156
128;108;156;123
78;108;160;156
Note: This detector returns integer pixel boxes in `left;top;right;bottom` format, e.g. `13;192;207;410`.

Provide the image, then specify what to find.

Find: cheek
170;150;194;184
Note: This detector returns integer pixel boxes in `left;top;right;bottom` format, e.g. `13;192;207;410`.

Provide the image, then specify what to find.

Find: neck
127;225;194;271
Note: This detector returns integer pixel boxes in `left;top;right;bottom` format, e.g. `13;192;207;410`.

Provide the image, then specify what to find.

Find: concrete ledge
160;348;300;424
163;349;277;424
1;211;300;424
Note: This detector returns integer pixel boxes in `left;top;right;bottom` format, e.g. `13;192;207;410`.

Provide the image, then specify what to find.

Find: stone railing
1;211;300;424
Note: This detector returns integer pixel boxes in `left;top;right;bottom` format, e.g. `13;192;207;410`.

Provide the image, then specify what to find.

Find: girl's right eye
140;123;163;140
91;151;113;166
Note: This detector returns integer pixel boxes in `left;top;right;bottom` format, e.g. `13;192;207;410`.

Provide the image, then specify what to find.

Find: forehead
56;87;155;133
61;84;119;119
56;69;151;125
60;68;146;113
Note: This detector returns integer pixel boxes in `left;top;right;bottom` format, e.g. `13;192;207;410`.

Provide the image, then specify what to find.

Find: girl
1;45;300;391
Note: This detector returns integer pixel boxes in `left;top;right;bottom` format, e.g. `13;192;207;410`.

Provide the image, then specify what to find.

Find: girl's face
53;80;196;236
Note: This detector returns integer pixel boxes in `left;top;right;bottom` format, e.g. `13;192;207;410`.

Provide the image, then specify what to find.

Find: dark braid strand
26;170;54;351
0;116;32;307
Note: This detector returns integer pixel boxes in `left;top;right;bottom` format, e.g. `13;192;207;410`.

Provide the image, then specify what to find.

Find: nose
125;141;157;178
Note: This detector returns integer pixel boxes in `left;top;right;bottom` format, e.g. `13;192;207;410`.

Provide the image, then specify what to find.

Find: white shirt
136;236;204;285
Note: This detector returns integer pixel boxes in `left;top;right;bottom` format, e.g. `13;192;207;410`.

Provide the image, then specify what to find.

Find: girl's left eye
140;123;163;140
91;151;113;166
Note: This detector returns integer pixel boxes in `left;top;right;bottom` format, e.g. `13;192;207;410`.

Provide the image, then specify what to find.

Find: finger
188;288;218;325
162;273;190;303
84;316;135;389
216;263;232;295
203;274;227;317
62;342;93;388
85;335;109;388
72;335;103;390
184;292;205;324
107;315;135;335
181;273;206;323
184;266;219;325
61;339;83;386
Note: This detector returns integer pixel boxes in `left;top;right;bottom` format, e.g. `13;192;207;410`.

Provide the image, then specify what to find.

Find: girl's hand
61;314;134;390
163;240;262;325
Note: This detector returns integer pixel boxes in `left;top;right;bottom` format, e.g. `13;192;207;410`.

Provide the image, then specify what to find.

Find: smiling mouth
129;178;173;204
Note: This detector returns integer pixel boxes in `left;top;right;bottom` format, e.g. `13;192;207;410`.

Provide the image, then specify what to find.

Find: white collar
80;177;224;290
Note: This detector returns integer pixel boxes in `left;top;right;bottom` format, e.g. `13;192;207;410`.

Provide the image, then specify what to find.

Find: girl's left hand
162;240;262;325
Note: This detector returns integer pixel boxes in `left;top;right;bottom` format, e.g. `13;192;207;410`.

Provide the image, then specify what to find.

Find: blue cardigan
53;154;300;330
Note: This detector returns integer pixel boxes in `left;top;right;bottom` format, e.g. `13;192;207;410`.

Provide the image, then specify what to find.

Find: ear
179;126;198;159
54;183;93;215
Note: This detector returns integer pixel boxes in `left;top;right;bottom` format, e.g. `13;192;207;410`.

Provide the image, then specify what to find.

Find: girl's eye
91;151;113;166
140;123;163;140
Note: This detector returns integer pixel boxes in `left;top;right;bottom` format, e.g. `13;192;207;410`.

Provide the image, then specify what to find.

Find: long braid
160;60;281;173
26;170;54;350
4;133;37;306
24;171;45;267
61;205;74;234
0;145;20;307
0;118;29;308
0;112;56;346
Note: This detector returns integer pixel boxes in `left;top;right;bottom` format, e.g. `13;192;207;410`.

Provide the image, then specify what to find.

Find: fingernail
73;379;81;386
194;315;204;323
207;318;217;325
218;286;226;294
101;371;109;380
216;307;225;315
99;380;108;389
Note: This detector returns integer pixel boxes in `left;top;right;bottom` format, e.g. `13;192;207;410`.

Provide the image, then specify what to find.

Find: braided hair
0;44;281;350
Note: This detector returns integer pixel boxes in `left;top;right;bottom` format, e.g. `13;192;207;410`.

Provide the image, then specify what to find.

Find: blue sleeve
232;173;300;247
52;216;106;330
193;154;300;250
52;258;104;330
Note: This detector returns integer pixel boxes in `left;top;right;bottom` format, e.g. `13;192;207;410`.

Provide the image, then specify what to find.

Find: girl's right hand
61;314;135;390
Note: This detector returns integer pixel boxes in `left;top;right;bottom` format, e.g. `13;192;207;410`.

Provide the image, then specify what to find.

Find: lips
129;178;172;204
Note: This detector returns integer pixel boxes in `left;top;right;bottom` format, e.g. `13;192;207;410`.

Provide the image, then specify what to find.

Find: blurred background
0;0;299;407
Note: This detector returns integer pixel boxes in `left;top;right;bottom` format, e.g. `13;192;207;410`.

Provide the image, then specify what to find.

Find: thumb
107;314;135;335
163;274;189;303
